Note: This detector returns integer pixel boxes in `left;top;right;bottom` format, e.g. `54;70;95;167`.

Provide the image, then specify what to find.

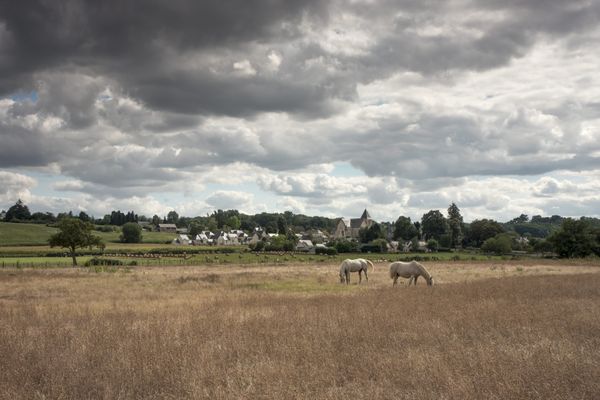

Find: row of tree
5;199;600;258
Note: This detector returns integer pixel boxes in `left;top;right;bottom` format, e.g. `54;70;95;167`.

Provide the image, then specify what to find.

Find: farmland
1;260;599;399
0;222;176;246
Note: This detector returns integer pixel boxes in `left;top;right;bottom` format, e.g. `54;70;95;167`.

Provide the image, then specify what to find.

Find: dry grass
1;261;599;399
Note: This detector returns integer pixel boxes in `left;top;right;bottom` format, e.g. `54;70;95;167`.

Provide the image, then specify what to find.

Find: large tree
5;199;31;221
393;216;418;241
120;222;143;243
466;219;504;247
548;218;599;258
421;210;448;241
49;218;104;266
447;203;464;249
359;222;385;243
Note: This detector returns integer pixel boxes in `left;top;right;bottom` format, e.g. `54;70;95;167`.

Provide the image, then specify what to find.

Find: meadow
0;222;175;246
1;260;599;399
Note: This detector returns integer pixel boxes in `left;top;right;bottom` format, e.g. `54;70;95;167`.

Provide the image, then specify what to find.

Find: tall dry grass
1;269;599;399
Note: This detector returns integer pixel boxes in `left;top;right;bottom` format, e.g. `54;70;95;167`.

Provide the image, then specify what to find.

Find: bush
120;222;143;243
315;246;337;255
426;239;439;252
84;258;124;267
330;240;360;253
481;234;512;255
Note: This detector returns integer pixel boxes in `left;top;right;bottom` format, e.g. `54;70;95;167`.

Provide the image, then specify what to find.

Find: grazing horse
339;258;375;284
389;261;434;286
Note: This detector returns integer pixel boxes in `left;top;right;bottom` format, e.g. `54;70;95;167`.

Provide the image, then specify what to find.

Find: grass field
1;260;599;399
0;222;176;246
0;248;509;268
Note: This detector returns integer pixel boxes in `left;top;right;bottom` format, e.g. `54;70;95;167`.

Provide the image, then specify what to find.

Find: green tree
447;203;463;249
167;210;179;225
78;211;91;222
5;199;31;221
359;222;384;243
548;218;599;258
481;234;512;255
393;216;418;241
421;210;448;241
188;220;203;237
276;215;287;234
120;222;143;243
426;238;439;252
226;215;241;230
48;218;104;266
466;219;504;247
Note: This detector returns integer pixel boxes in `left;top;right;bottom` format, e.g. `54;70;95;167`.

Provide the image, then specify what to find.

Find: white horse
339;258;375;284
389;261;434;286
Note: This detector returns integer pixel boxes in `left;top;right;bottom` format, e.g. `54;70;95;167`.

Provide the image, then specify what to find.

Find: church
333;209;375;240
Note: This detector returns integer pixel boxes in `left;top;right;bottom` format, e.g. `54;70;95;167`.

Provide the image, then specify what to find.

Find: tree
421;210;448;241
447;203;463;249
359;222;385;243
481;233;513;255
167;210;179;225
466;219;504;247
48;218;104;266
277;216;287;234
426;239;439;252
120;222;143;243
548;218;599;258
393;216;418;241
78;211;91;222
227;215;241;230
5;199;31;221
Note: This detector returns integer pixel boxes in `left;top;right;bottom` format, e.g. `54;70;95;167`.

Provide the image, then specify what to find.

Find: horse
389;260;434;286
339;258;375;285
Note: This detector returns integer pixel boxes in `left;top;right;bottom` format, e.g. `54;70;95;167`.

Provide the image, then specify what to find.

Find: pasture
1;259;599;399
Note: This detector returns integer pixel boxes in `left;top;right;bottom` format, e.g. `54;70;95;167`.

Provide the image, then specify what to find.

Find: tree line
3;199;600;258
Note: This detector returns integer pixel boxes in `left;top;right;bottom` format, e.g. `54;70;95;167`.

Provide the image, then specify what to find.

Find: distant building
158;223;177;233
172;234;191;245
333;209;375;239
296;239;314;252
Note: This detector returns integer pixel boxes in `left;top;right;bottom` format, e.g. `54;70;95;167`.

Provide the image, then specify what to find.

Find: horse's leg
346;271;350;285
414;275;419;285
364;268;368;282
393;275;398;286
358;270;362;284
408;276;414;286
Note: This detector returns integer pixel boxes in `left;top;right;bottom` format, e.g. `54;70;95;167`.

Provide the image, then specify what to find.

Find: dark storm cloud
2;0;599;119
0;124;56;167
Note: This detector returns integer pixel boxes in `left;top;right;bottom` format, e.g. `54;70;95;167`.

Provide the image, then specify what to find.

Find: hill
0;222;176;246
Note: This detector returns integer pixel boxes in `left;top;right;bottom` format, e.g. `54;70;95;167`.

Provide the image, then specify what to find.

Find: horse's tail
365;259;375;272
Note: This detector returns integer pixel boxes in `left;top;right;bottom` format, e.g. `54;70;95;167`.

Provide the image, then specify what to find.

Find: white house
172;234;191;245
296;239;314;252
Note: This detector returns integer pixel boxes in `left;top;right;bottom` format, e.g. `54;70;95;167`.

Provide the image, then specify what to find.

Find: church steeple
360;209;371;220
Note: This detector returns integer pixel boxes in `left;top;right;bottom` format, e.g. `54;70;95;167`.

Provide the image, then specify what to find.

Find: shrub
84;258;124;267
120;222;143;243
481;234;512;255
315;246;337;255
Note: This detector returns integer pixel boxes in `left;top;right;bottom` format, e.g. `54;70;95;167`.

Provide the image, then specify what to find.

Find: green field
0;222;177;246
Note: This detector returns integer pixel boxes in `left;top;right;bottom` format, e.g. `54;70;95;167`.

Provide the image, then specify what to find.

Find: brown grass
1;261;599;399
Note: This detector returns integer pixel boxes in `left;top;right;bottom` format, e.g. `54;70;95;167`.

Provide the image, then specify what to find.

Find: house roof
158;223;177;228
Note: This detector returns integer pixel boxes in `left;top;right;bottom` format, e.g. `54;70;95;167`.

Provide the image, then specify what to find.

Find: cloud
0;171;36;207
1;1;600;220
206;190;254;211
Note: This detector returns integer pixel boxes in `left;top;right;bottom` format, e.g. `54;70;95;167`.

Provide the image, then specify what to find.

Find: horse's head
427;276;434;286
339;272;346;284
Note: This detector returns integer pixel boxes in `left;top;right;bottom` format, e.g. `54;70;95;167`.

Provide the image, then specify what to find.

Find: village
160;209;429;253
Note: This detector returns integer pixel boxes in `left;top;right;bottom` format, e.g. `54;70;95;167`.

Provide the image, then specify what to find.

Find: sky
1;0;600;223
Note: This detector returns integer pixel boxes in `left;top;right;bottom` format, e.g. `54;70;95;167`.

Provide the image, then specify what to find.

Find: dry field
1;260;599;399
